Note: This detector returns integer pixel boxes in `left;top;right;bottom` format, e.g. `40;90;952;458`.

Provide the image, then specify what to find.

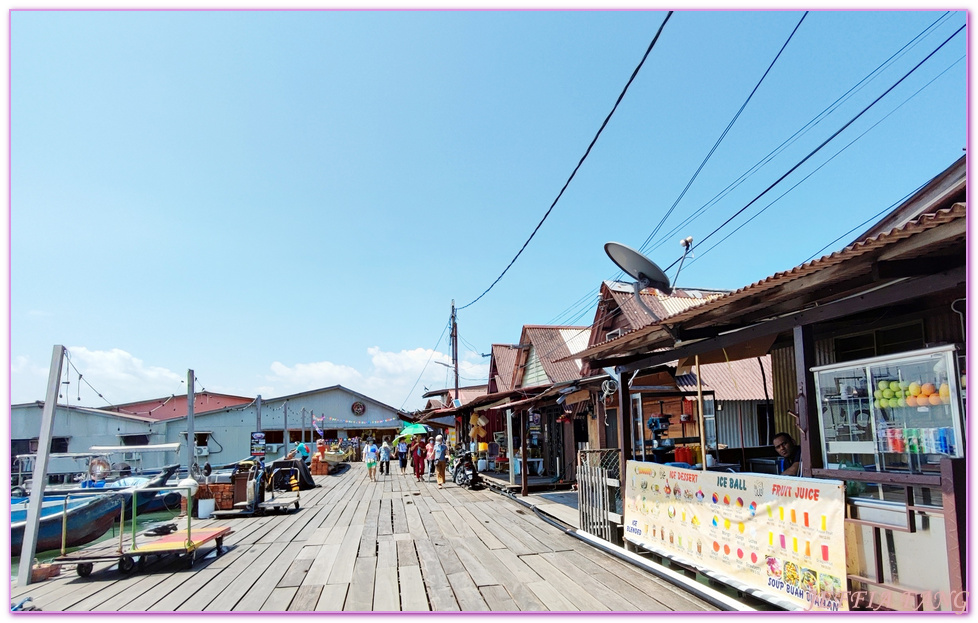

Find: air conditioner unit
605;328;622;341
194;446;209;457
122;451;141;461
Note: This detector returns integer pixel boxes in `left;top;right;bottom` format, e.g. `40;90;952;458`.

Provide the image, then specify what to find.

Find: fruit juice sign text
623;460;848;611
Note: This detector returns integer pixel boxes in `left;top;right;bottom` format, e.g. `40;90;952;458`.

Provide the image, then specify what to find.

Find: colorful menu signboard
250;432;266;458
623;460;848;611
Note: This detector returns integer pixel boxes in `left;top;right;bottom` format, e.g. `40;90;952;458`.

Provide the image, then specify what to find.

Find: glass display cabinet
813;344;965;476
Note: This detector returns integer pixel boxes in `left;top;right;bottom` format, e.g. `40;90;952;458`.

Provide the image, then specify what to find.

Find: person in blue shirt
774;432;802;476
288;441;311;463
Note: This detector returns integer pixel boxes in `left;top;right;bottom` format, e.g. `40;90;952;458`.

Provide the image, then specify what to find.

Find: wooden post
793;325;821;475
18;345;65;586
697;355;707;471
505;408;515;485
520;410;528;497
616;370;632;486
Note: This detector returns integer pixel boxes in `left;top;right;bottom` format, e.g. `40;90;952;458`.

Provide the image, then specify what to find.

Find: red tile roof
105;392;255;421
576;203;966;363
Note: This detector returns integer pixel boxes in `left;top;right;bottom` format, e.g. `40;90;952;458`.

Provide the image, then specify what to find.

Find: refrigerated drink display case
813;344;965;476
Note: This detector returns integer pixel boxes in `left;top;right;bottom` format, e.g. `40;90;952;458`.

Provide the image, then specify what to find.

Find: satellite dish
604;242;672;296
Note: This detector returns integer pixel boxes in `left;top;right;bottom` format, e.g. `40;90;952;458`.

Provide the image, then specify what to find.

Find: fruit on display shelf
873;376;956;411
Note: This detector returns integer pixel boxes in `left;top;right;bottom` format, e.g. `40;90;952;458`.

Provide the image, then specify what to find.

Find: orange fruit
905;396;917;407
921;383;937;397
928;394;942;406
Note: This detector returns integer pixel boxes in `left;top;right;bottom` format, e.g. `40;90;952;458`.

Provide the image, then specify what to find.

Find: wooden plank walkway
11;463;719;612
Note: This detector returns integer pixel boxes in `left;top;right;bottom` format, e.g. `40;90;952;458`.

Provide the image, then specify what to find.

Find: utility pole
451;300;459;403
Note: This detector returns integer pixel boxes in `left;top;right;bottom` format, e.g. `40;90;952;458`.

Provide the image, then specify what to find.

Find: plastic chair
487;442;500;471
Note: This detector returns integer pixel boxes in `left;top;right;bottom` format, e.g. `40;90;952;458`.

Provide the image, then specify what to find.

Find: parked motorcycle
451;448;481;489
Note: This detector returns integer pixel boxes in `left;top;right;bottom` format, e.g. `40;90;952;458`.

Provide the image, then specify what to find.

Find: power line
399;318;452;410
687;52;964;267
639;10;809;253
547;11;943;331
458;11;675;311
665;23;965;273
641;12;955;260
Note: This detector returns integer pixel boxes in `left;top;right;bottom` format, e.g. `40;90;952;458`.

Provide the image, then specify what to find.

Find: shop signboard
251;431;266;458
623;460;848;611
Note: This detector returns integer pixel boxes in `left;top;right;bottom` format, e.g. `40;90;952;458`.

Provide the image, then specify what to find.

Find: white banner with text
623;460;848;611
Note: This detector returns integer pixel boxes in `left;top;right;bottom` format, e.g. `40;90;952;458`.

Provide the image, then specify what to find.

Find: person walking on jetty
363;438;379;482
411;436;426;482
425;437;435;482
434;435;449;489
379;438;392;477
397;438;409;474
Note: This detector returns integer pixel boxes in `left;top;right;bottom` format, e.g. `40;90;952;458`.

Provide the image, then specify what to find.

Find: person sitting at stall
773;432;802;476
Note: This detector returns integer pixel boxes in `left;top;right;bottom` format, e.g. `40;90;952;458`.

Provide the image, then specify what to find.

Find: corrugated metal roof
675;356;773;401
520;326;590;386
604;282;727;331
490;344;520;392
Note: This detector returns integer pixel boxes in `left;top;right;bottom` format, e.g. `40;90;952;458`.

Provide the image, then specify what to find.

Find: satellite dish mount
604;242;673;323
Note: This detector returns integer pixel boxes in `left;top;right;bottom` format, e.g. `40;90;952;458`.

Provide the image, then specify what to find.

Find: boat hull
11;493;124;557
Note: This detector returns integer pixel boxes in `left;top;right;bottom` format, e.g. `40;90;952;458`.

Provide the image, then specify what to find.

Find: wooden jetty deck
11;463;719;612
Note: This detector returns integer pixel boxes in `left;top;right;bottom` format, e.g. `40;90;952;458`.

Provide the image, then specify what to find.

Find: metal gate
577;449;622;545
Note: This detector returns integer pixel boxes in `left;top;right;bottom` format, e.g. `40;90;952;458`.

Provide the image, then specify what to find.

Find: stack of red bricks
205;484;234;510
310;454;330;476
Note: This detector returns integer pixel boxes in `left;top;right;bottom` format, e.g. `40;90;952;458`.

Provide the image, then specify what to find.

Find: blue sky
9;9;967;412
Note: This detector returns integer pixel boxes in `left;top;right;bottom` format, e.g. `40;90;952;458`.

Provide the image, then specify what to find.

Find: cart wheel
137;556;147;571
77;563;94;578
294;501;300;510
187;551;196;569
119;556;135;574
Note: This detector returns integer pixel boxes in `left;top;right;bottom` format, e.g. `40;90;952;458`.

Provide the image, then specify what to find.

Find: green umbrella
392;423;431;444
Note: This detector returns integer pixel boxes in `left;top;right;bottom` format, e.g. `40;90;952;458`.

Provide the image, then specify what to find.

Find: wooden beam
873;256;962;279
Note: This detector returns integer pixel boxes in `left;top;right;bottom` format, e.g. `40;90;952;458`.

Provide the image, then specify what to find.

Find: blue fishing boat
80;464;180;517
11;492;124;556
